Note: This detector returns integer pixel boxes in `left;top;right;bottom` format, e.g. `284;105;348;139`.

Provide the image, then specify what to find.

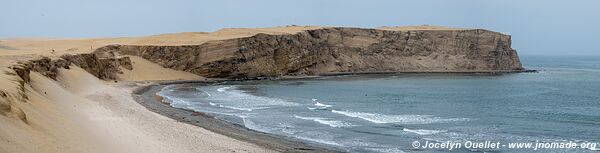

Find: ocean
158;55;600;153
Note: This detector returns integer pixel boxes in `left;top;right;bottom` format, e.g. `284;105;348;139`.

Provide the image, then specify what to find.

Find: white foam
403;128;447;135
294;115;353;128
217;86;231;92
242;118;274;133
331;110;469;124
295;136;342;146
156;85;174;98
159;84;178;93
315;102;333;107
194;87;212;97
158;85;202;107
208;102;217;106
160;94;192;107
366;147;406;153
217;104;269;111
307;107;328;110
307;99;332;110
208;85;299;108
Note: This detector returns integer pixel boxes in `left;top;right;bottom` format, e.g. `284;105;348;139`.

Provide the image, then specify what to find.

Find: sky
1;0;599;55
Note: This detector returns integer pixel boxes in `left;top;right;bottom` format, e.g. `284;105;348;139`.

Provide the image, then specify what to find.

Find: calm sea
159;55;600;153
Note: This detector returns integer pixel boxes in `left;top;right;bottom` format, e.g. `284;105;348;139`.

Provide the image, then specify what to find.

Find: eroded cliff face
10;54;132;83
95;27;523;78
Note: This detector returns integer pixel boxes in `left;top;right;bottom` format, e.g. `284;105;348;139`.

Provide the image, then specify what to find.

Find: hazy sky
2;0;599;55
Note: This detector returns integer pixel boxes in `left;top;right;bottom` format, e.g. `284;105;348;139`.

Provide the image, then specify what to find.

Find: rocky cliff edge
95;27;523;78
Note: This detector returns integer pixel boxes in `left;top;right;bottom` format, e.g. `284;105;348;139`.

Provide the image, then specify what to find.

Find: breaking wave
217;104;269;111
201;85;299;111
402;128;447;135
307;99;333;110
294;115;353;128
331;110;469;124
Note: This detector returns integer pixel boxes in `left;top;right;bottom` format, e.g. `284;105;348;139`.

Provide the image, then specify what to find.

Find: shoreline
129;70;536;153
131;80;344;153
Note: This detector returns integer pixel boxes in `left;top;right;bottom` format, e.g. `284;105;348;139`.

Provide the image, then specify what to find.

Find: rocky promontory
95;27;523;78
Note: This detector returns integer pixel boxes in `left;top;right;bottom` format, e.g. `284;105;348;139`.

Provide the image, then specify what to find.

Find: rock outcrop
11;54;132;82
95;27;523;78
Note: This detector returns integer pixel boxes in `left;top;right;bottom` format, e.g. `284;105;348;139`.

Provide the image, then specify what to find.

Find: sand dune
1;66;273;153
117;56;203;81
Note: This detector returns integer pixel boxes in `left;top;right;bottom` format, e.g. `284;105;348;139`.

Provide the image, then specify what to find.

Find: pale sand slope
118;56;202;81
1;66;274;153
0;25;461;153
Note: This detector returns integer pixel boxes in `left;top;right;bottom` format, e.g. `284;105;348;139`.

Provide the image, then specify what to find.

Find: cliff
95;27;523;78
10;54;132;83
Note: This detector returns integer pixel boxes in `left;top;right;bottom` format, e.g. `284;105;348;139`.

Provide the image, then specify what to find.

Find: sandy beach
134;81;342;152
1;66;278;153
